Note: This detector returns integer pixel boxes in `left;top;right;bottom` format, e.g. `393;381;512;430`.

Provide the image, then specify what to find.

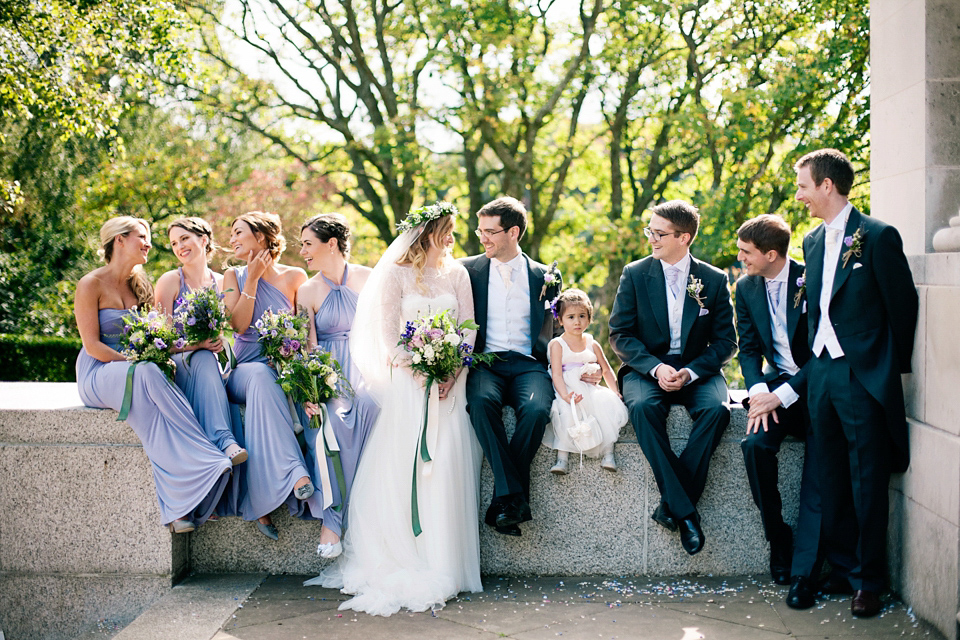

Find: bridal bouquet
255;309;309;366
119;308;179;380
172;287;232;366
397;309;493;536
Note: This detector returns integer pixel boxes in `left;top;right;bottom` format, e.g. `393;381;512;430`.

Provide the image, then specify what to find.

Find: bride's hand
436;376;455;400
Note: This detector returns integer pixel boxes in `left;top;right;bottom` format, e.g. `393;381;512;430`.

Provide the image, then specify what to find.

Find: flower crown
396;201;460;234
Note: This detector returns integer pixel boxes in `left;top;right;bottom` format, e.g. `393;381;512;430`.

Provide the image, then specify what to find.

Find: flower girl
542;289;628;474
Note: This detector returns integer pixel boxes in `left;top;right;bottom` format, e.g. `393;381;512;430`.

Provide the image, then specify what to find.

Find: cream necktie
497;262;513;290
766;280;781;310
665;266;681;299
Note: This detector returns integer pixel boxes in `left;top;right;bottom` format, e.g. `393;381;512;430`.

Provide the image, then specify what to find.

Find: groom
462;196;570;537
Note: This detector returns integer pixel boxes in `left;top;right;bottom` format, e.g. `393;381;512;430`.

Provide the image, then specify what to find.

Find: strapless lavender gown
76;309;232;527
299;265;379;536
226;267;311;521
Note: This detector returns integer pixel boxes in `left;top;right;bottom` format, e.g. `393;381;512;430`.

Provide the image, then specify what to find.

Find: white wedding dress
306;262;483;616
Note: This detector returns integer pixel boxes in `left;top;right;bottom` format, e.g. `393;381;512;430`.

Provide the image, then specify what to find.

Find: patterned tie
826;227;842;252
497;262;513;290
766;280;781;310
665;266;681;299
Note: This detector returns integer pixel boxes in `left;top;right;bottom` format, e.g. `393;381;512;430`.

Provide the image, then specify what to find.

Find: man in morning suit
734;214;825;609
462;197;577;536
796;149;918;618
610;200;737;555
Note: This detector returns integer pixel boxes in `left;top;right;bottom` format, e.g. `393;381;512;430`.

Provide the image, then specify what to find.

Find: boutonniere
793;271;806;309
539;260;560;300
841;226;865;268
686;275;705;308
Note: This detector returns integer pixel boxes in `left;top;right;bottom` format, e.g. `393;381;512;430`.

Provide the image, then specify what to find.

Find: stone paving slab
204;574;943;640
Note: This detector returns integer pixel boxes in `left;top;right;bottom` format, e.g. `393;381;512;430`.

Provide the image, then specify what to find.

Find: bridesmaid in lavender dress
223;211;315;540
74;217;232;533
296;214;380;559
154;217;248;467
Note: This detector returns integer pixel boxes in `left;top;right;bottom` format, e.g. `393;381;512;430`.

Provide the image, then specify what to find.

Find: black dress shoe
786;575;816;609
496;496;526;528
484;498;507;527
851;590;882;617
494;523;522;537
651;502;678;532
819;574;853;595
769;530;793;585
678;515;704;555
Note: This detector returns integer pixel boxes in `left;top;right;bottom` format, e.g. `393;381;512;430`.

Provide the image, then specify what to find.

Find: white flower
285;328;298;338
423;345;435;361
412;353;422;364
444;333;461;346
324;372;338;387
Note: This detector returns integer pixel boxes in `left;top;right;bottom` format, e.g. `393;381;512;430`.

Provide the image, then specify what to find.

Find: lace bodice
381;262;477;359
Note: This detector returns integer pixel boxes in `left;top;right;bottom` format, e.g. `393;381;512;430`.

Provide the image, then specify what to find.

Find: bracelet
241;292;256;300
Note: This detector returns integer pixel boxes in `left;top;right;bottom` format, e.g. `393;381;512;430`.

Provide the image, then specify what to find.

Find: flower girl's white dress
542;334;628;457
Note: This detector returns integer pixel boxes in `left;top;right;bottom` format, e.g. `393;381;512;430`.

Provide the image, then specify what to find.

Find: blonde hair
398;214;454;290
98;216;154;309
168;217;219;258
234;211;286;259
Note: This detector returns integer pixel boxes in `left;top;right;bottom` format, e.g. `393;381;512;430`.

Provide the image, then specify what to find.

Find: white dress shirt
812;203;852;359
484;253;532;355
651;253;699;384
747;261;800;408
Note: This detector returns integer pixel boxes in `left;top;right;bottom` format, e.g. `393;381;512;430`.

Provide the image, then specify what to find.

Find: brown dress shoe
851;590;882;617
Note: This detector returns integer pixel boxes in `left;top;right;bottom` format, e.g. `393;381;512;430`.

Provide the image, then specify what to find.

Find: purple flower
290;340;301;351
154;338;167;349
284;319;294;330
208;320;215;329
187;316;197;326
844;235;854;247
463;356;474;367
174;338;186;349
428;328;444;340
796;276;805;288
175;297;184;308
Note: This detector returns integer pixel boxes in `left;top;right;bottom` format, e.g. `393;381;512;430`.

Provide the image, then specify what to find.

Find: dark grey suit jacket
609;255;737;385
802;207;918;471
460;253;561;366
735;258;811;396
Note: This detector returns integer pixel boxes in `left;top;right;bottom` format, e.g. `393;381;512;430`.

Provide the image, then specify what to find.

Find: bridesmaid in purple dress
154;217;247;467
223;211;314;540
296;214;380;559
74;217;232;533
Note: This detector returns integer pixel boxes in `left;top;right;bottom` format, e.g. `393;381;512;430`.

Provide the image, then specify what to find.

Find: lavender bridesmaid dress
76;309;232;527
299;265;380;536
226;267;311;521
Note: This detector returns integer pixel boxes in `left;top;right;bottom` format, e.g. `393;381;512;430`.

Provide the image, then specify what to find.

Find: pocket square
544;299;552;309
802;301;807;314
853;262;863;270
698;307;710;317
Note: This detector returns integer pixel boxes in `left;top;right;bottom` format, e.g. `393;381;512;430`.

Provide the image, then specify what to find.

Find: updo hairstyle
301;213;351;257
167;217;219;257
234;211;286;259
555;288;593;322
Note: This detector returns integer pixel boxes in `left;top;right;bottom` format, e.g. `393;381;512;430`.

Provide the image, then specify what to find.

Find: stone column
872;1;960;638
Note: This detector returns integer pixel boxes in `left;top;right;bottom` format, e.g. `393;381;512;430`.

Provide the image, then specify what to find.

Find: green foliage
0;334;82;381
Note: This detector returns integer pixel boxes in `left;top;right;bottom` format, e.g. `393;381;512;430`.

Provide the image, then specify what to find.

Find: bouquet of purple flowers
254;309;309;366
172;287;232;366
119;308;179;380
397;309;493;536
276;348;351;421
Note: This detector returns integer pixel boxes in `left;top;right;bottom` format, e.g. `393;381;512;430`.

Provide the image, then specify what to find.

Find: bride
305;204;483;615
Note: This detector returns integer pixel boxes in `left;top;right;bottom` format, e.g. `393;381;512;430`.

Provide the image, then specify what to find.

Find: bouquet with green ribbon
254;309;309;366
397;309;493;536
276;347;352;511
172;287;234;368
116;308;179;421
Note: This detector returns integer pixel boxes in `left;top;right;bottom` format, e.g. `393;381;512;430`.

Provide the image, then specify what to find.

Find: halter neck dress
299;264;379;536
76;308;231;527
226;266;311;521
171;268;240;453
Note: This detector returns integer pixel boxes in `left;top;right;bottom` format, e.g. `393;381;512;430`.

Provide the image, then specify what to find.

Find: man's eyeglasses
643;227;681;242
474;227;508;239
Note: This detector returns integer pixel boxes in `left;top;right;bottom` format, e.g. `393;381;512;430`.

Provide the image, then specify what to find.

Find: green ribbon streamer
117;361;139;421
411;375;435;537
317;405;347;514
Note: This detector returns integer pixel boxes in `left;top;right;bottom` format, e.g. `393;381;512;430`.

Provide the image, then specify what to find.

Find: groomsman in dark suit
462;197;573;536
796;149;918;618
610;200;737;555
734;214;824;608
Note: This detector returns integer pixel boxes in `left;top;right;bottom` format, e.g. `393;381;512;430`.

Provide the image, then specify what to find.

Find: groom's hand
655;365;684;392
580;369;602;385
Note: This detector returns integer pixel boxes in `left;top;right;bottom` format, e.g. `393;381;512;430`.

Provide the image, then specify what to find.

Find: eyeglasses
643;227;681;242
474;227;508;239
